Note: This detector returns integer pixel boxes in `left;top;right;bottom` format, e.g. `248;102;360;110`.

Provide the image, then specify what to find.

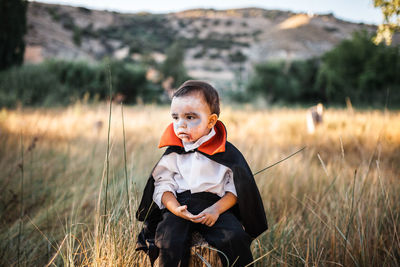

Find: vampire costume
136;120;268;266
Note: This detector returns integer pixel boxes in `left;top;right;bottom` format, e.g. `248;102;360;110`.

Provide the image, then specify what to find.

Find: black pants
155;191;253;267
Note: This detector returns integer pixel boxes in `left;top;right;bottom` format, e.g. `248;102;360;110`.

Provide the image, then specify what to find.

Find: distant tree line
0;60;163;107
0;39;190;108
1;30;399;108
247;31;400;107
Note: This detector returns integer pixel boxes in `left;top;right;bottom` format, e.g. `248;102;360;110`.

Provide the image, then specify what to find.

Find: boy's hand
162;192;201;221
162;191;237;225
194;206;220;227
173;205;203;221
194;192;238;227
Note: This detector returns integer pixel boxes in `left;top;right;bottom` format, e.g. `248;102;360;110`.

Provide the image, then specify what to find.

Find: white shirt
152;127;237;209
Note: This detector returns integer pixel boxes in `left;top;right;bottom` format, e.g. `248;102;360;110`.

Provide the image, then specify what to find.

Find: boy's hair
173;80;220;116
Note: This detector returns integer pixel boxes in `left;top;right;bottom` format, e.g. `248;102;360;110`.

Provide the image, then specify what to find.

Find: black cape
135;142;268;262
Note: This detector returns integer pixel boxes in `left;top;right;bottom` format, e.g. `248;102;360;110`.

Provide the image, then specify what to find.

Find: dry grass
0;103;399;266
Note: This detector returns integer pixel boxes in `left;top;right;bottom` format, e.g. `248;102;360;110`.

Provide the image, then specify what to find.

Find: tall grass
121;103;132;224
0;104;399;266
102;66;113;233
17;132;24;266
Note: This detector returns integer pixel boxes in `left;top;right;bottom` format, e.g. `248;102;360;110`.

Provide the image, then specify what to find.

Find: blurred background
0;0;399;266
1;0;399;107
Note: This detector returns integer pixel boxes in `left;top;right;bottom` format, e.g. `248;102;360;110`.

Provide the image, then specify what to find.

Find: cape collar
158;120;227;155
182;127;215;152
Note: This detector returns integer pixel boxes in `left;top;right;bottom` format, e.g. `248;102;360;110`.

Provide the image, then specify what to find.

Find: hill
25;2;379;88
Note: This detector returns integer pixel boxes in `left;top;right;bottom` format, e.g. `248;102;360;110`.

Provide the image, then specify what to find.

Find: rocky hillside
24;2;378;88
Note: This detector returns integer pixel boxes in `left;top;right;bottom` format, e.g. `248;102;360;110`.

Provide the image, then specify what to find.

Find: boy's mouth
177;132;190;138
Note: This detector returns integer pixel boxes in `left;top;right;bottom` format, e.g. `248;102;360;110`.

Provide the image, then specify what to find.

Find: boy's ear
208;114;218;129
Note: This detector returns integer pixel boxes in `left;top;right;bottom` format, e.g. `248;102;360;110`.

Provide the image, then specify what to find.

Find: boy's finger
196;216;206;223
188;213;198;220
193;218;204;224
206;218;215;226
193;219;203;224
192;217;204;223
193;213;205;220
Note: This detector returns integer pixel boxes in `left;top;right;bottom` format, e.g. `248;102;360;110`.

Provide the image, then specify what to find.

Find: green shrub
247;59;320;104
60;12;75;30
160;42;191;88
316;30;400;106
229;51;247;63
193;49;206;58
73;27;82;46
0;60;163;107
77;7;91;14
247;31;400;107
47;7;61;22
200;37;233;50
4;64;57;106
98;14;176;54
209;53;221;59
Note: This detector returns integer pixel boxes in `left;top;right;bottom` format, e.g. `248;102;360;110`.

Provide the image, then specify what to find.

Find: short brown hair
173;80;220;116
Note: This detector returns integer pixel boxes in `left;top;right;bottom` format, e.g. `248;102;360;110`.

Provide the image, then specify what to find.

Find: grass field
0;103;399;266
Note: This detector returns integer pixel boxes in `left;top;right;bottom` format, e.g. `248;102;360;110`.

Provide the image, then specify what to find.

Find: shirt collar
182;127;216;152
158;120;227;155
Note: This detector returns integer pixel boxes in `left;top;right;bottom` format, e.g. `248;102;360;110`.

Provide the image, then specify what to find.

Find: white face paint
170;92;213;143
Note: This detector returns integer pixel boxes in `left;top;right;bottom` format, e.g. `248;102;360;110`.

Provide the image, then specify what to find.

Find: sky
31;0;383;25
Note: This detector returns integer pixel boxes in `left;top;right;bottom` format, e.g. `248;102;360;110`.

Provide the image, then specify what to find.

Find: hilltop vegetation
2;30;400;108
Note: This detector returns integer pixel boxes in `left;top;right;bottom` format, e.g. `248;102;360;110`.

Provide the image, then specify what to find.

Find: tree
247;59;320;104
0;0;28;71
316;31;400;105
160;42;190;88
373;0;400;45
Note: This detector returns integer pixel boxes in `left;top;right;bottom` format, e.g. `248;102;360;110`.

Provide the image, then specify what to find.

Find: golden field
0;103;399;266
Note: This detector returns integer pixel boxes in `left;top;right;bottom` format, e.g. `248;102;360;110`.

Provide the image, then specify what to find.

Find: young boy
136;80;268;266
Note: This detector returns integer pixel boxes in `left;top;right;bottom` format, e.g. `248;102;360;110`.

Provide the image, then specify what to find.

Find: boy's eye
187;115;196;120
172;115;178;120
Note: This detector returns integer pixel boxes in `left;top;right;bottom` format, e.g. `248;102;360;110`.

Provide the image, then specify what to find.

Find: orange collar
158;120;227;155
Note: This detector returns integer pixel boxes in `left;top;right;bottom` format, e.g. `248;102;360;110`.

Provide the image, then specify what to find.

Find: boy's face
170;92;217;143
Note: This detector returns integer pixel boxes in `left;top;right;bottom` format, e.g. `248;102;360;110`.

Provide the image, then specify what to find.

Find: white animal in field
307;103;324;134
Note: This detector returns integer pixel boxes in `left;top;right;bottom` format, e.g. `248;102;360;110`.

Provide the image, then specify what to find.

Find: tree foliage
160;42;191;88
247;59;321;104
247;31;400;107
373;0;400;45
0;60;162;107
0;0;28;71
316;31;400;105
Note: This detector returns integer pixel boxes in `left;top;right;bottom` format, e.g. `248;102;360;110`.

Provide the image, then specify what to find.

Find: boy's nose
176;119;186;128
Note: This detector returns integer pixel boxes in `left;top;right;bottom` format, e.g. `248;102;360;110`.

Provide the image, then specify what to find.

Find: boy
136;80;268;266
